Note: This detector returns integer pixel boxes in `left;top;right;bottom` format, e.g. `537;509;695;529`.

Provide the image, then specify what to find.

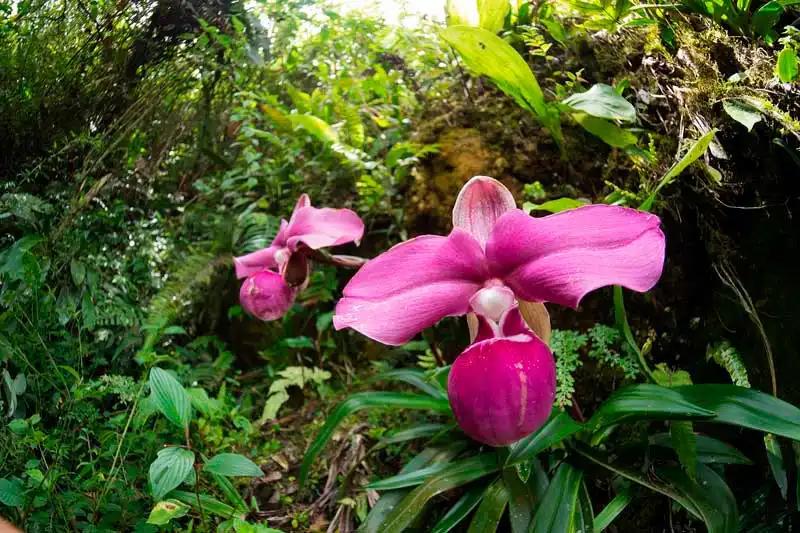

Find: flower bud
448;334;556;446
239;271;296;321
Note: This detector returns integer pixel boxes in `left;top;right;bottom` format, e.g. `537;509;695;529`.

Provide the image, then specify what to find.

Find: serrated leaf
723;100;762;132
563;83;637;122
149;447;195;500
203;453;263;477
149;367;192;429
147;499;190;525
0;477;24;507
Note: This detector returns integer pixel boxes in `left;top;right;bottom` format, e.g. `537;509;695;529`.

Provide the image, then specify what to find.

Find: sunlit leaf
522;198;588;214
146;499;190;525
723;100;762;132
572;113;637;147
563;84;636;122
776;47;799;83
477;0;510;33
203;453;263;477
149;368;192;429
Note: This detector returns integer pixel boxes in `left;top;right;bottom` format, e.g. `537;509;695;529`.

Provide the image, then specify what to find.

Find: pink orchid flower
333;176;665;445
235;194;364;321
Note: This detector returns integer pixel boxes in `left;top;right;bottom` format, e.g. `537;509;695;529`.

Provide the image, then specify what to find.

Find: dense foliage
2;0;800;531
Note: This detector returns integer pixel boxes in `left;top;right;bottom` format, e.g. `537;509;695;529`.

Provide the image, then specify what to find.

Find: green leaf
446;0;479;26
440;26;549;121
368;462;456;490
574;480;595;533
752;0;783;41
169;490;244;520
776;47;799;83
670;421;697;479
506;410;583;466
722;100;762;132
0;477;24;508
764;434;788;499
467;477;508;533
530;463;583;533
430;484;486;533
380;423;453;445
203;453;263;477
593;485;632;532
587;384;715;431
477;0;510;33
146;499;190;525
69;259;86;285
651;433;752;465
640;129;716;211
149;367;192;429
502;465;544;533
300;392;451;484
572;113;637;147
522;198;589;214
288;114;338;143
673;384;800;440
149;447;195;500
372;368;446;399
380;454;501;533
563;84;636;122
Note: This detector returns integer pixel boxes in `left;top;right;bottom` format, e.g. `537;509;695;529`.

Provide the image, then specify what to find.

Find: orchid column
334;176;665;446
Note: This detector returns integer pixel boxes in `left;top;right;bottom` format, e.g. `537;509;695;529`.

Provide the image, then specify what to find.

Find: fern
707;341;750;388
234;210;280;254
333;95;365;149
258;366;331;424
550;329;588;408
587;324;639;379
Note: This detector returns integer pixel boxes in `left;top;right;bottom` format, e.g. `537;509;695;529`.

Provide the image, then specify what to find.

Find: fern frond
707;341;750;388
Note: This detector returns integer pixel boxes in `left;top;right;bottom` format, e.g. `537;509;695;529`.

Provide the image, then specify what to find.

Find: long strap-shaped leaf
506;410;583;466
467;477;509;533
371;368;447;399
572;443;738;533
430;483;486;533
380;453;500;533
530;462;584;533
300;392;451;484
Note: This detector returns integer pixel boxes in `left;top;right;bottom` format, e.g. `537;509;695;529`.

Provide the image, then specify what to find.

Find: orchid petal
448;333;556;446
487;206;665;308
333;229;489;345
239;270;296;321
294;193;311;212
233;246;280;279
285;206;365;251
452;176;517;249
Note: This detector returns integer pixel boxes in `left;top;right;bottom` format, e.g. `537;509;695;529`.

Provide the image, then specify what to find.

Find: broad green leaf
146;499;190;525
445;0;479;26
522;198;588;214
380;454;501;533
764;434;788;499
530;463;583;533
593;485;632;532
651;433;752;465
640;129;716;211
776;47;799;83
372;368;446;399
430;484;485;533
149;447;195;500
170;490;244;520
587;384;715;431
440;26;548;120
722;100;762;132
752;0;783;42
506;410;583;466
288;114;338;143
149;367;192;429
572;113;637;147
300;392;451;484
203;453;263;477
563;84;636;122
673;385;800;441
70;259;86;285
478;0;510;32
0;477;23;507
467;477;508;533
